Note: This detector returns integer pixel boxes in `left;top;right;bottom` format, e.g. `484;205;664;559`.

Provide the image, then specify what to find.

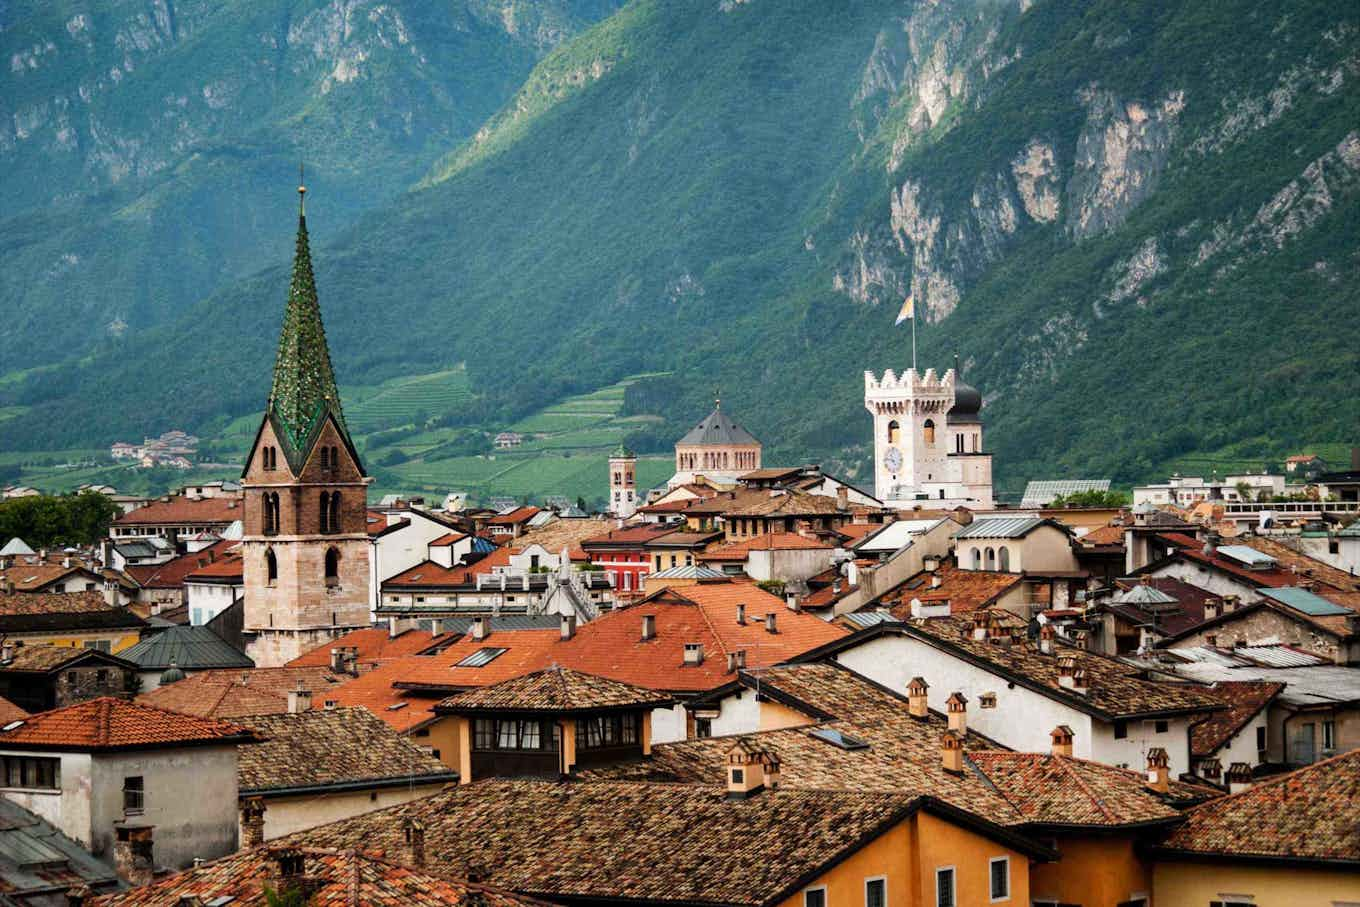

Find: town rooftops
117;625;254;671
968;751;1212;827
0;592;148;634
237;707;455;796
1188;681;1286;757
1152;749;1360;867
112;496;243;526
287;626;455;668
92;847;541;906
283;778;1044;906
0;697;256;752
137;666;348;719
953;516;1069;540
437;666;673;715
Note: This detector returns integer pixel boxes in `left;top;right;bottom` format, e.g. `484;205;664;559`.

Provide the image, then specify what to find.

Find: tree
0;491;120;548
1049;489;1130;508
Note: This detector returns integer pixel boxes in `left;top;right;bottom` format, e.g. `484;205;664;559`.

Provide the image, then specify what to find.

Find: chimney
1050;725;1075;757
240;798;267;849
1226;762;1254;794
1146;747;1170;793
836;486;849;510
762;751;782;790
725;740;768;798
64;885;93;907
785;590;801;612
329;648;344;673
471;616;488;641
941;730;964;774
1038;624;1056;655
62;556;72;569
560;614;576;641
907;677;929;719
1205;633;1218;648
945;692;967;735
1;641;14;664
923;555;940;572
1223;594;1240;614
736;603;746;624
971;620;988;642
684;643;705;666
401;812;426;868
1198;757;1222;781
430;618;442;638
287;681;312;713
765;612;778;634
113;823;156;887
641;614;656;641
931;572;943;590
1203;599;1220;621
1057;657;1089;695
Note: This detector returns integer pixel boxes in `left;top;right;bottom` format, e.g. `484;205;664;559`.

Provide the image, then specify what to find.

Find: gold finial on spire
298;162;307;215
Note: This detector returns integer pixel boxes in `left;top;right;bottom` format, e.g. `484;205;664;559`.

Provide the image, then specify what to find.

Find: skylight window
1;721;24;732
455;647;508;668
809;727;869;751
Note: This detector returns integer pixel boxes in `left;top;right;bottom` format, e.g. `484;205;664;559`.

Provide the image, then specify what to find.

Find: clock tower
864;366;993;509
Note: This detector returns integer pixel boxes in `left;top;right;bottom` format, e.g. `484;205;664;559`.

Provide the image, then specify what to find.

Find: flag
895;296;914;325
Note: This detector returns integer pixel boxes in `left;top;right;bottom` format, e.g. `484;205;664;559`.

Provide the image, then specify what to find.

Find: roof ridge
1054;754;1120;823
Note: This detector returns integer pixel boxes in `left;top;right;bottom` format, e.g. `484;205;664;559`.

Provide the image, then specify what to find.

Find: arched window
264;493;280;535
319;492;331;534
887;420;901;445
998;546;1011;571
972;548;982;570
330;492;341;534
985;547;996;570
319;447;330;471
923;419;936;445
265;549;278;586
324;548;340;586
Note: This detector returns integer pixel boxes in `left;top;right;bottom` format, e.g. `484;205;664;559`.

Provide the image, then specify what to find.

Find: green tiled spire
267;180;349;466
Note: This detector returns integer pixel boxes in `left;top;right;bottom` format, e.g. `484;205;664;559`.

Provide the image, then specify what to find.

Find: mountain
0;0;622;372
3;0;1357;495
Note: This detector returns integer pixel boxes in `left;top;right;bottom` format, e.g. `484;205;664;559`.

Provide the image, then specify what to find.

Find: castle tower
240;181;372;667
865;366;993;509
608;444;638;519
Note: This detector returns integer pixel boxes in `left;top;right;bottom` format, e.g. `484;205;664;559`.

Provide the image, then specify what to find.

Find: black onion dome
950;380;982;420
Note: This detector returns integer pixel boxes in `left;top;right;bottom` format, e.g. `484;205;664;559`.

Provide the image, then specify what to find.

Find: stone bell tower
608;444;638;519
240;180;372;667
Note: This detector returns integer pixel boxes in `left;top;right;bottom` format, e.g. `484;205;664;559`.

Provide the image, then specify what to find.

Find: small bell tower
608;445;638;519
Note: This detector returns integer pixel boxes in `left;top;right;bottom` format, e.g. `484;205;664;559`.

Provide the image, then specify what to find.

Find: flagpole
911;298;917;372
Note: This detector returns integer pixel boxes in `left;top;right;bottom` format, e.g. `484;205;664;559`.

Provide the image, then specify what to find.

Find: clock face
883;446;903;472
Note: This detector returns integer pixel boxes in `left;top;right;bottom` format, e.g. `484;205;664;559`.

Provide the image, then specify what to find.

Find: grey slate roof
0;539;34;558
118;626;254;671
676;406;760;447
1113;584;1179;606
953;516;1049;539
1259;586;1351;616
647;564;726;580
0;798;120;899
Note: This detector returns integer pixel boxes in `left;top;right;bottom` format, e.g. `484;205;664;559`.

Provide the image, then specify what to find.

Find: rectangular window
0;756;60;790
865;877;886;907
123;776;144;814
1324;720;1336;752
989;857;1009;901
936;867;955;907
474;718;496;750
1154;719;1169;733
695;718;712;739
803;888;826;907
1113;720;1128;739
1256;725;1267;752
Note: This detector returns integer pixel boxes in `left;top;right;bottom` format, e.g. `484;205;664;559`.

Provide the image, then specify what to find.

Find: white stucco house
0;697;255;871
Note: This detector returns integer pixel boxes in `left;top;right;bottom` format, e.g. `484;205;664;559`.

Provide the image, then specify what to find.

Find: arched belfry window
265;549;278;586
264;493;280;535
887;420;901;445
923;419;936;445
325;548;340;587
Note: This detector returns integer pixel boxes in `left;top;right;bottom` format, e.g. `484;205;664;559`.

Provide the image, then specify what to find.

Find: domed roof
159;662;187;685
949;380;983;423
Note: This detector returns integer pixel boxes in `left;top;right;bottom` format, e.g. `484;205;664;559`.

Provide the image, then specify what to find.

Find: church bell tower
240;179;372;667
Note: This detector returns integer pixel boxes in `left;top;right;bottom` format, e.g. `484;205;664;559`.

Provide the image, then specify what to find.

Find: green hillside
3;0;1356;496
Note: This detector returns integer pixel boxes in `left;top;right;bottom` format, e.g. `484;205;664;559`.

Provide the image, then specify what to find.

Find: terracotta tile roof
1243;536;1360;592
513;518;616;554
642;529;724;549
126;540;238;589
486;506;540;526
430;531;467;546
1155;749;1360;865
719;489;844;518
92;846;544;907
835;522;882;541
283;780;947;906
237;708;454;794
383;547;514;588
1075;524;1127;547
875;563;1022;615
1155;535;1360;592
580;523;677;549
0;644;128;673
900;616;1223;720
0;591;114;616
0;592;146;634
112;496;244;526
0;697;255;751
137;667;349;719
0;562;100;592
183;548;245;582
287;628;455;668
581;663;1023;822
0;696;26;725
968;752;1203;827
698;533;832;561
438;667;673;714
1189;681;1285;756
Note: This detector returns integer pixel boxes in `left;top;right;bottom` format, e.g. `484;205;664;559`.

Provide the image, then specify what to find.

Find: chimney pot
472;616;488;641
765;612;777;634
287;681;312;713
725;739;770;798
401;812;426;867
785;591;801;612
1226;761;1254;793
736;603;746;624
1050;725;1075;757
1146;747;1170;793
907;677;929;719
240;798;266;848
560;614;576;641
945;692;967;735
940;730;964;774
113;823;156;887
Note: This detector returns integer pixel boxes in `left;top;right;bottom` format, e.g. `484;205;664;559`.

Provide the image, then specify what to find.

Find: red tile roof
137;667;349;719
698;533;832;561
0;697;256;751
113;497;244;526
1075;524;1127;547
430;531;468;546
876;563;1023;615
127;540;238;589
1155;749;1360;865
383;547;514;588
288;627;455;668
486;506;540;526
580;523;677;549
438;667;673;713
1189;681;1285;757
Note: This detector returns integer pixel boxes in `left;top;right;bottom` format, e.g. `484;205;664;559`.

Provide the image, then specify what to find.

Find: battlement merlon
864;367;956;398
